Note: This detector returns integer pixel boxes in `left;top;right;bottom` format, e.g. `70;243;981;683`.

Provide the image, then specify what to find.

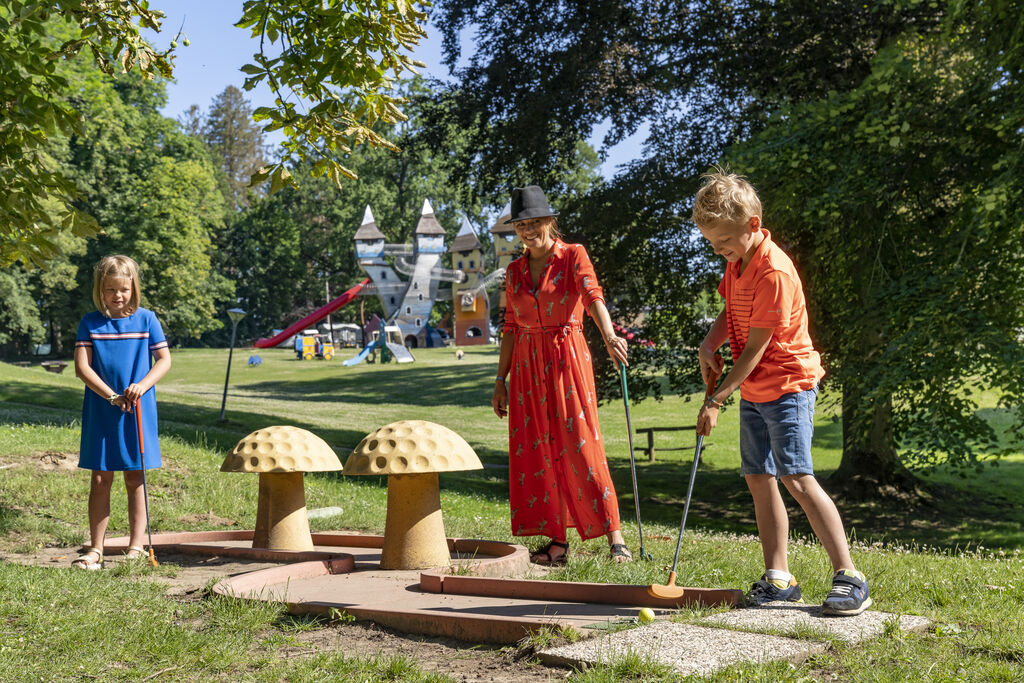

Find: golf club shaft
134;400;154;552
669;433;703;574
668;372;717;575
620;364;646;553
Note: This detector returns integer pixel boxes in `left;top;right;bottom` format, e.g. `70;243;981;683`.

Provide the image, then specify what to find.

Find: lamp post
219;307;246;421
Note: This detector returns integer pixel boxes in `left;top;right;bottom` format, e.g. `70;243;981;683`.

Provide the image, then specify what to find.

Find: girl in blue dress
72;255;172;570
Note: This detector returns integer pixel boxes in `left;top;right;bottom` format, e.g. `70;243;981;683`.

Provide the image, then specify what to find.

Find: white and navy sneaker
822;570;872;616
746;574;803;606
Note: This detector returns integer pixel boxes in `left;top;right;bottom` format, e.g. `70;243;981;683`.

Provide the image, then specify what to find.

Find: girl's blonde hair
93;255;142;317
691;167;762;228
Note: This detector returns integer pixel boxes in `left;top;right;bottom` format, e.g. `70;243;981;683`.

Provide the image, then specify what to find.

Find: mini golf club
620;363;652;560
649;372;718;599
133;398;158;567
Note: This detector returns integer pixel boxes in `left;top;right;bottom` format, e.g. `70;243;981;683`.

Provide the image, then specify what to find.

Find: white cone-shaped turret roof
449;216;482;252
354;204;385;240
490;201;514;233
414;197;445;235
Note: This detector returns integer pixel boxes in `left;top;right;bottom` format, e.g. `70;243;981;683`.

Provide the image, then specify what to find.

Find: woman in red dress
491;186;631;564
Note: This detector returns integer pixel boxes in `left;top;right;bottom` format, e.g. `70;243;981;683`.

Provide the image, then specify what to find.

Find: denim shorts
739;386;818;478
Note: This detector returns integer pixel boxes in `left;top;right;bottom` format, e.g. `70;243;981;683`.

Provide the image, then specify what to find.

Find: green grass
2;348;1023;680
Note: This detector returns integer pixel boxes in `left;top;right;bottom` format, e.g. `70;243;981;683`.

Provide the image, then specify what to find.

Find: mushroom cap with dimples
221;425;342;473
344;420;482;475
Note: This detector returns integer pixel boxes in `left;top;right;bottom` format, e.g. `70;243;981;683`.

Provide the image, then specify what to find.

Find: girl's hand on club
123;382;144;405
492;382;508;418
697;402;718;436
604;334;628;366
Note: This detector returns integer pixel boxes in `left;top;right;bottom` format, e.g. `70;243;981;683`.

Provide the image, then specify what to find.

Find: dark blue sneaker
746;574;803;606
822;570;872;616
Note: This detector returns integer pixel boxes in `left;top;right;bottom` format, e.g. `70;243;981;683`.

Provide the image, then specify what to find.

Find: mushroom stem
380;472;451;569
253;472;314;551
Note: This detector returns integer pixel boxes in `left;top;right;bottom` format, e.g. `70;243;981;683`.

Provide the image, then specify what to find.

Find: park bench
41;361;68;374
635;425;708;462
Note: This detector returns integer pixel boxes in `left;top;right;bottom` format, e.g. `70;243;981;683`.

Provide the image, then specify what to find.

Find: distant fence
635;425;707;462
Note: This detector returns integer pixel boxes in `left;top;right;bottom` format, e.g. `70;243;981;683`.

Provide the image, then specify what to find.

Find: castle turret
353;205;401;318
489;202;520;310
450;216;489;345
414;199;446;255
354;205;386;260
393;199;446;346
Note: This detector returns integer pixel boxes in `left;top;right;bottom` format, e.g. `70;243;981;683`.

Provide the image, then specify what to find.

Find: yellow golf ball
638;607;656;623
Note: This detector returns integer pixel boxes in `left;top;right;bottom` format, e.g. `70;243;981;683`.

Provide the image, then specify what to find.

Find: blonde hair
691;167;762;228
93;255;142;317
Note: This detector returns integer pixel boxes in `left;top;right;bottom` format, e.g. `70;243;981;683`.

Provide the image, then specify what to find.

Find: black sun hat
505;185;559;224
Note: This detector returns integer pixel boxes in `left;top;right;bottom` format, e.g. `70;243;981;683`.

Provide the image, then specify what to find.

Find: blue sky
151;2;644;180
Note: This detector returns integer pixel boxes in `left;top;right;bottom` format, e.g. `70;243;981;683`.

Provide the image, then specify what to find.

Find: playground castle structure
354;200;467;348
256;200;519;356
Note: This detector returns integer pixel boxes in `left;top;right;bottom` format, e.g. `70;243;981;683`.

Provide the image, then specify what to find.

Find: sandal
531;540;569;566
610;543;633;563
124;545;146;560
71;547;104;571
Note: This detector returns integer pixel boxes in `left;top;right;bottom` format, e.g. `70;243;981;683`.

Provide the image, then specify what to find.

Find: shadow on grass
3;370;1022;551
240;363;498;408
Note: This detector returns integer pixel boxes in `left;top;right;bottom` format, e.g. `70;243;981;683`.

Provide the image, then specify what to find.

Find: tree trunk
828;382;918;497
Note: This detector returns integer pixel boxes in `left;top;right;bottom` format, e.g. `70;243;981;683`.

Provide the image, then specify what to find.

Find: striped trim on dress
75;341;93;348
89;332;150;340
149;341;169;350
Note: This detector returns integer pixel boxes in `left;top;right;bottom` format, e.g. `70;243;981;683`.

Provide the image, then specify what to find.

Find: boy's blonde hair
93;255;142;317
691;168;762;228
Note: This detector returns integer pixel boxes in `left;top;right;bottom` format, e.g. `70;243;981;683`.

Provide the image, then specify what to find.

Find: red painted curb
422;574;743;609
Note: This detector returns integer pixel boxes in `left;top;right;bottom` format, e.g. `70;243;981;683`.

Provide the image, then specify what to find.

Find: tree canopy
428;0;1023;482
1;0;429;266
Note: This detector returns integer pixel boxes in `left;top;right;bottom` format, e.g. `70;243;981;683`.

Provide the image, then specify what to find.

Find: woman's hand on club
492;382;508;418
604;334;628;366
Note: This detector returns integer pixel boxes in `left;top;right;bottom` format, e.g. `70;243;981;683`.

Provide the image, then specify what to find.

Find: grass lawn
1;346;1022;681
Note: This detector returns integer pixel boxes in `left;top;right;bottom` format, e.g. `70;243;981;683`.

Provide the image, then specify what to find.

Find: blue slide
342;337;382;367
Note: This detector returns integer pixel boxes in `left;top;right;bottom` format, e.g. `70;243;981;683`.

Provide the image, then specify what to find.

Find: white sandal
71;547;104;571
124;545;146;560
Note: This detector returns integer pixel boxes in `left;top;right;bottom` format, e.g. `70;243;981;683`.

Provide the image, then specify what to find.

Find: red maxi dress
503;239;622;541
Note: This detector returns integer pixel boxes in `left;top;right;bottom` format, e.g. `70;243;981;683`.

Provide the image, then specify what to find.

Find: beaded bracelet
705;396;724;408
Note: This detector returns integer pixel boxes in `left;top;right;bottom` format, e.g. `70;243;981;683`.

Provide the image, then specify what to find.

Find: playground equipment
254;279;369;349
295;331;334;361
450;216;504;345
354;202;463;350
343;321;414;366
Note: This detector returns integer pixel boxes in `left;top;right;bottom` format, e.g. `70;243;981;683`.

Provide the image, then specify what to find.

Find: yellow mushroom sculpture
221;426;342;551
345;420;482;569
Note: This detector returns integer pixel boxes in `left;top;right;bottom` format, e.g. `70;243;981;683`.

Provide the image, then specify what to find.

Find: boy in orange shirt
693;170;870;616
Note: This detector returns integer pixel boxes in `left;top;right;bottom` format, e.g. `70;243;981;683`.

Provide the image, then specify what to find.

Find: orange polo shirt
718;229;825;402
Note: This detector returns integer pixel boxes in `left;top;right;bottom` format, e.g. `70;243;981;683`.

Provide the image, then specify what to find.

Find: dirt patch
0;546;569;681
177;512;237;527
33;451;80;471
286;622;564;682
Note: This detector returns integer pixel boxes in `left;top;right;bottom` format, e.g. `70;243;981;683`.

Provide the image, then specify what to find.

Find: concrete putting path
539;602;932;677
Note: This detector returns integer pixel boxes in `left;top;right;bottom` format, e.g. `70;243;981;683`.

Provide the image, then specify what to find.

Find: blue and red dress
75;308;167;471
503;240;622;541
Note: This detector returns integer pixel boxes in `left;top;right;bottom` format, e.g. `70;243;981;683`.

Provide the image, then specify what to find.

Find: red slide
253;279;370;349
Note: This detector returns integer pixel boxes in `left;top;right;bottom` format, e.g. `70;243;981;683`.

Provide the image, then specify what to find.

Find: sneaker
822;570;872;616
746;574;802;606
